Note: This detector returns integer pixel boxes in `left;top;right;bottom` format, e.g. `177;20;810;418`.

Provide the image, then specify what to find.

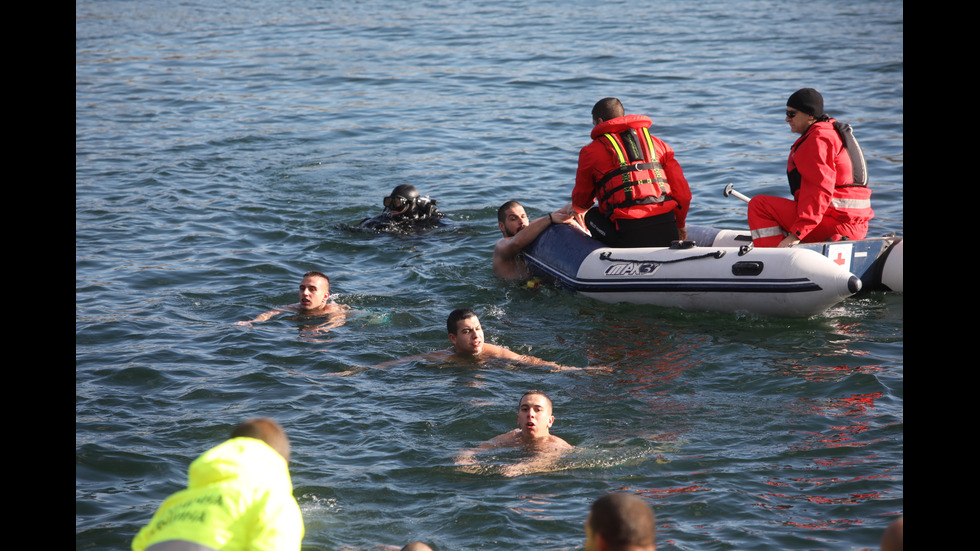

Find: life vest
595;126;672;213
788;119;868;197
831;121;867;188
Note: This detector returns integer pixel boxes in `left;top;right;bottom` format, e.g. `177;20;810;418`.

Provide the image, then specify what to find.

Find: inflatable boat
522;224;903;318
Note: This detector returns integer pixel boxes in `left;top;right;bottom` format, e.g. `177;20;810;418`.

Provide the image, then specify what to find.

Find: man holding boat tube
493;200;580;280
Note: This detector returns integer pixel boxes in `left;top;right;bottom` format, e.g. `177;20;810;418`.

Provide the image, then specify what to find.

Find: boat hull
522;224;886;318
685;226;903;293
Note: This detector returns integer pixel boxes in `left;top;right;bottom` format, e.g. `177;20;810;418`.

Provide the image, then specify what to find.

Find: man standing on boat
572;97;692;248
493;200;579;280
455;389;573;477
747;88;874;247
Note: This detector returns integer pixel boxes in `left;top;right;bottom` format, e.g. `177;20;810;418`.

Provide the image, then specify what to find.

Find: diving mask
384;195;412;211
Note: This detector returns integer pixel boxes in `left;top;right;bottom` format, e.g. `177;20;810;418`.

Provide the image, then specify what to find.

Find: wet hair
497;200;523;224
447;308;478;335
587;493;657;551
230;418;291;462
520;390;553;412
302;271;330;289
400;543;434;551
592;97;625;122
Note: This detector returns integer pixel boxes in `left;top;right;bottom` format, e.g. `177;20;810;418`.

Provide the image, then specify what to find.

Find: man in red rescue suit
747;88;874;247
572;97;692;248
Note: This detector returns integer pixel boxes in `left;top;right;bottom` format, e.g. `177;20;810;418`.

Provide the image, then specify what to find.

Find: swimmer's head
384;184;420;215
230;418;291;462
497;201;529;237
447;308;479;335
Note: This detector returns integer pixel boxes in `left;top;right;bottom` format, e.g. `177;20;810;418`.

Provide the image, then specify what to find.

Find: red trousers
747;195;868;247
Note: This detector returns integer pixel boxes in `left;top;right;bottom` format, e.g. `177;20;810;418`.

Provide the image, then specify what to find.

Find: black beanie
787;88;824;118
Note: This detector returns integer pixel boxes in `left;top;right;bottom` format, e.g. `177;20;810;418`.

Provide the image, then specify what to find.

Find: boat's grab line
598;250;726;263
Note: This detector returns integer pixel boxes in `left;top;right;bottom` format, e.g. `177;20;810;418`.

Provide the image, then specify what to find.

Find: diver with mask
357;184;446;232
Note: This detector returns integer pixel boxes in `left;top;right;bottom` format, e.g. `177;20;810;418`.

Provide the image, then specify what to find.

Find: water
76;1;903;549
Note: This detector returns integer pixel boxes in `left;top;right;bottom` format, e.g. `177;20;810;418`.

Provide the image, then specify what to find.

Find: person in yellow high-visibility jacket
132;418;304;551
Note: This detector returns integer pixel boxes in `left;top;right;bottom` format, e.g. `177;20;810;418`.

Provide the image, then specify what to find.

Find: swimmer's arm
502;347;578;372
234;305;295;326
454;447;479;467
371;348;453;369
454;431;518;466
496;208;576;259
501;452;564;478
517;354;580;372
316;305;349;331
486;344;612;373
481;343;579;372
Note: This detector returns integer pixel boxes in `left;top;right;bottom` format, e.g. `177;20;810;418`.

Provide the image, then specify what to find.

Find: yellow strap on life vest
599;130;670;208
601;133;634;199
639;127;667;194
602;133;628;164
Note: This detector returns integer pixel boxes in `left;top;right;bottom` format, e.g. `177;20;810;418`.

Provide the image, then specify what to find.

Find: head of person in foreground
585;492;657;551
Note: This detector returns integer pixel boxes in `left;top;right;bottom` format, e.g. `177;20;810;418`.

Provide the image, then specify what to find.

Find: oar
723;183;752;204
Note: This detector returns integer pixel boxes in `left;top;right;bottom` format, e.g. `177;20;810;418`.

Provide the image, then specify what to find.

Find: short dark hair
520;390;553;411
497;200;523;224
587;493;657;550
447;308;478;334
592;97;625;122
230;418;291;462
303;271;330;286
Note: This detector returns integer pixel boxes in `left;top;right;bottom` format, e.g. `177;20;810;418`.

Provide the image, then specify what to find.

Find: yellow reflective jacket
132;437;304;551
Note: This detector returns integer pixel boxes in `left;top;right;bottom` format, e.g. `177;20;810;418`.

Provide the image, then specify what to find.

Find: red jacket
787;119;873;239
573;115;691;228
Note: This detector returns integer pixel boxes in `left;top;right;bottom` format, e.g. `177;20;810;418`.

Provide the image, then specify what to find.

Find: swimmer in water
455;390;573;477
584;493;658;551
371;308;576;371
235;271;348;329
357;184;446;232
493;200;584;280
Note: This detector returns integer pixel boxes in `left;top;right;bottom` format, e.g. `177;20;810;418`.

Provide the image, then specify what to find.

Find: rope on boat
598;250;726;263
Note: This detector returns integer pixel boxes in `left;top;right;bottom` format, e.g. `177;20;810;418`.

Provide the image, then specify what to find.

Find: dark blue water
76;1;903;549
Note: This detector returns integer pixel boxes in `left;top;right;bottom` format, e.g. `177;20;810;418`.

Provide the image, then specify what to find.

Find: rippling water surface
76;1;903;549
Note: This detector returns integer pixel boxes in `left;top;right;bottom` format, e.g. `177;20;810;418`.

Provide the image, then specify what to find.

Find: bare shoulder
489;429;523;446
549;435;574;450
494;235;515;253
493;235;526;265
